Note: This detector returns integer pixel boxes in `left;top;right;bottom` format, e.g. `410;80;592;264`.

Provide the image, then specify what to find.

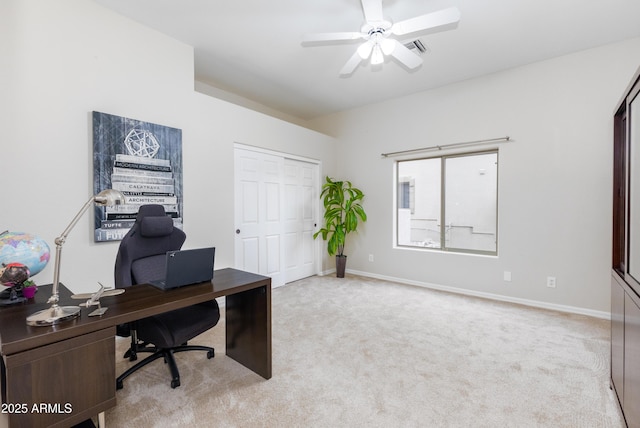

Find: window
396;150;498;255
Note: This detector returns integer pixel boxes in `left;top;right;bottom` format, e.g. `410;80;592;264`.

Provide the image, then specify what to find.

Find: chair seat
136;300;220;348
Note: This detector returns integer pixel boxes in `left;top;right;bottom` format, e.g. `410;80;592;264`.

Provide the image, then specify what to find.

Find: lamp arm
54;196;97;247
48;196;97;305
27;189;124;326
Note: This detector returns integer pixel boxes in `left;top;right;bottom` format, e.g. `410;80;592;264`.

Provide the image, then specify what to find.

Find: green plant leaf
313;176;367;257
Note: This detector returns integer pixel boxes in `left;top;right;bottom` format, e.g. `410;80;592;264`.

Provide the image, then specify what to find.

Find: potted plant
314;176;367;278
21;280;37;299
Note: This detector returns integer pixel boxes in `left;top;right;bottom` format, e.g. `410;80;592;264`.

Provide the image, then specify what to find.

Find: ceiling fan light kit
302;0;460;76
371;44;384;65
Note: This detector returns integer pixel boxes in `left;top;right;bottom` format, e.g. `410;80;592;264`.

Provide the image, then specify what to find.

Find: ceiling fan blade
389;40;423;69
391;7;461;36
339;51;363;76
361;0;383;23
302;32;363;44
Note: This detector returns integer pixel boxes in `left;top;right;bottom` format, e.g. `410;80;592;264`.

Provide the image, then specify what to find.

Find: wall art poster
92;111;183;242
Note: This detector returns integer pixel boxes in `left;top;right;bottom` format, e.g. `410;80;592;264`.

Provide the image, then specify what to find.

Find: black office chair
114;204;220;389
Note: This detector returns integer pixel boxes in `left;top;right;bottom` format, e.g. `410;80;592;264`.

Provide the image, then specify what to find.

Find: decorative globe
0;231;50;277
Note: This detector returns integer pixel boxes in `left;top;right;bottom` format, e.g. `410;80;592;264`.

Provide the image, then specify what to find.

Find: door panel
611;274;625;405
234;149;283;286
241;238;259;273
625;292;640;427
283;159;317;282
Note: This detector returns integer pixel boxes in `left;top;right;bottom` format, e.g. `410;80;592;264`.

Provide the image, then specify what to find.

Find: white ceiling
94;0;640;121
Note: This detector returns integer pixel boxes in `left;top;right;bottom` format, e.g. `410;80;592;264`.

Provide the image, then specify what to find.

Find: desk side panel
225;282;272;379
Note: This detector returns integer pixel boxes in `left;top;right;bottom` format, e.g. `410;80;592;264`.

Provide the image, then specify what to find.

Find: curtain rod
381;136;510;158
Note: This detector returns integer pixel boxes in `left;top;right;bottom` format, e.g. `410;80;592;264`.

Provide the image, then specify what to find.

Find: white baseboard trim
317;268;336;277
345;269;611;320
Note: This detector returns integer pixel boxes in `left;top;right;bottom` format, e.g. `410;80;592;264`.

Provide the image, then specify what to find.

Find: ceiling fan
302;0;461;76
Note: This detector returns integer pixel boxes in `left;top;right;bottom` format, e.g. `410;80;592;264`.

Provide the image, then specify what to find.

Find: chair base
124;339;156;362
116;345;215;389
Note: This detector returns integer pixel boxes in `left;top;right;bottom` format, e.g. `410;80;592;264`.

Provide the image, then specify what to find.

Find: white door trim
234;142;321;166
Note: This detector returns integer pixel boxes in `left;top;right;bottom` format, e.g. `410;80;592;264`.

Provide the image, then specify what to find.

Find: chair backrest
114;204;186;288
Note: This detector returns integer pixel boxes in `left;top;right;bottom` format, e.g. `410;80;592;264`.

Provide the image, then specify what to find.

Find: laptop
149;247;215;290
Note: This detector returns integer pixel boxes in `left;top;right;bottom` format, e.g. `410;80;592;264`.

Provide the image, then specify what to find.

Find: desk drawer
3;327;116;428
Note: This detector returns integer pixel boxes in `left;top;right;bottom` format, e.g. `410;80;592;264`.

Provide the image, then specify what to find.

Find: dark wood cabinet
612;65;640;428
625;291;640;426
3;328;116;428
612;274;625;406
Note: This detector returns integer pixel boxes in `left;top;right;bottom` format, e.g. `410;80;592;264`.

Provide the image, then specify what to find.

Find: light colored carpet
104;275;624;427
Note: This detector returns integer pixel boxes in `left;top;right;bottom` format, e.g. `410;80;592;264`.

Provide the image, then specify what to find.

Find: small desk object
0;268;271;428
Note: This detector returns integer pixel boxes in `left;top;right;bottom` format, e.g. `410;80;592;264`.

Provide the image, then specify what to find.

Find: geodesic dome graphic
124;128;160;158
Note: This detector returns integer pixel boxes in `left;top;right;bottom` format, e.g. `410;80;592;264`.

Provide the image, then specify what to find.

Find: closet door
283;159;318;283
234;147;319;287
234;149;284;286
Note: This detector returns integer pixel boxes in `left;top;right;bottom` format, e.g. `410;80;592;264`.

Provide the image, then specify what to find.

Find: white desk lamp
26;189;126;326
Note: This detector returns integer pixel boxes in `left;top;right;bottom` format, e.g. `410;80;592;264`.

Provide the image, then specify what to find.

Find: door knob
236;229;241;234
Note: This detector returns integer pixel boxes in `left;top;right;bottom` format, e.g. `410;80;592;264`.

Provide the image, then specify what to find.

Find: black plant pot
336;255;347;278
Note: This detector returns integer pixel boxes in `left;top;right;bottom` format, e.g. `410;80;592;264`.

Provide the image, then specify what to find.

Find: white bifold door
234;147;318;287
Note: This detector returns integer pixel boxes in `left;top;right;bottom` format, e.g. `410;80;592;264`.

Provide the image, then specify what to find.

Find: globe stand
0;287;26;306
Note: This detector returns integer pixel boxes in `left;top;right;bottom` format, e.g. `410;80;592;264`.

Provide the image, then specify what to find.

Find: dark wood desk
0;268;271;428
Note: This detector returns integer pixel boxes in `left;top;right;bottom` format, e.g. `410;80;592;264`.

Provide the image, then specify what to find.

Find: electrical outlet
547;277;556;288
503;271;512;282
368;254;374;262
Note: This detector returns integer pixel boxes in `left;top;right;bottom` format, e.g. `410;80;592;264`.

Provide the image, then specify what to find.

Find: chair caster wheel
207;349;214;359
171;379;180;389
116;380;123;390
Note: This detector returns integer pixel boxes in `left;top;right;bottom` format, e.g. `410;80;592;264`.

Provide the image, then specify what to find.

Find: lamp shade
381;38;395;55
371;44;384;65
358;40;374;59
94;189;126;207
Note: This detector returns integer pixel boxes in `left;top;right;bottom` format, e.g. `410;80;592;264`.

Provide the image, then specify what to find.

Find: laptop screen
150;247;215;290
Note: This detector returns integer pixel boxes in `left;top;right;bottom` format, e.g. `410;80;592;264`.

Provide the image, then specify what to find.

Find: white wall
1;0;336;294
310;37;640;315
3;0;639;315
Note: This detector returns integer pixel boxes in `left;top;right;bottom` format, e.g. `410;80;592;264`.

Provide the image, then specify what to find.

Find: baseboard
345;269;611;320
216;296;225;309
